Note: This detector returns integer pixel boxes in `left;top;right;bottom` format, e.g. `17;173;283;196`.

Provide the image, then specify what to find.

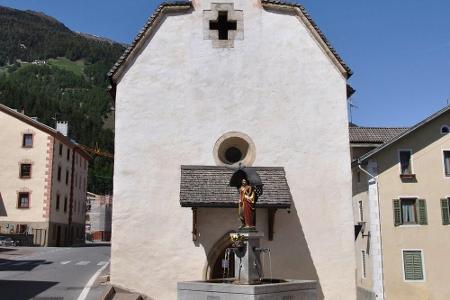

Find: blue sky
1;0;449;127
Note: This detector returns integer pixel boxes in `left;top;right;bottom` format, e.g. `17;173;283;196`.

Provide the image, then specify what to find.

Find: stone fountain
177;169;317;299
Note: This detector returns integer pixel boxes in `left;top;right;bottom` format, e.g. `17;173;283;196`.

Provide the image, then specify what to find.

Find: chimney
56;121;69;136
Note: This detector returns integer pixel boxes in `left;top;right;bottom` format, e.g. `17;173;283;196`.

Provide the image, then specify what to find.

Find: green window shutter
441;198;450;225
403;252;415;280
393;199;402;226
418;199;427;225
403;251;424;281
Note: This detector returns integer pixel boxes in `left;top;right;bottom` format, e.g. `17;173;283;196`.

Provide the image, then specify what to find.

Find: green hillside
0;6;126;194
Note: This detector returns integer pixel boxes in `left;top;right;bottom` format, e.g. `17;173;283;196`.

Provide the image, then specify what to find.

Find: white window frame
398;149;414;175
441;125;449;135
401;249;426;282
358;200;364;222
361;250;367;279
442;149;450;179
398;196;420;226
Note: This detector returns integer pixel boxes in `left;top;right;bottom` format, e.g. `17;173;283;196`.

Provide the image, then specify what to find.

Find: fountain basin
177;279;317;300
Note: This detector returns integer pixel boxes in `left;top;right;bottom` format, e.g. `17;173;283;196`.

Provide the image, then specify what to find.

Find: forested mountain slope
0;6;126;194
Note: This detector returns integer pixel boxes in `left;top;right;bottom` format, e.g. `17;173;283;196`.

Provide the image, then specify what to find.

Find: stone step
112;292;143;300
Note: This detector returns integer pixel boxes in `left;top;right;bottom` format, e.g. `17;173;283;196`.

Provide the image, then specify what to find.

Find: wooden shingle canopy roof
180;166;292;208
349;126;409;144
107;0;352;87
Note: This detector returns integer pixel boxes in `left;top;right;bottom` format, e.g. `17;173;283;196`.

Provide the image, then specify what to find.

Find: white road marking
96;261;107;266
60;261;71;265
76;261;110;300
76;261;90;266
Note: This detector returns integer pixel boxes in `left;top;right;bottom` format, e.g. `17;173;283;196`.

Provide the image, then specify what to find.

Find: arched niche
203;230;236;280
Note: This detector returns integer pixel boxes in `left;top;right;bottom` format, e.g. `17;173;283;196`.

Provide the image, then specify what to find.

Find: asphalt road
0;244;110;300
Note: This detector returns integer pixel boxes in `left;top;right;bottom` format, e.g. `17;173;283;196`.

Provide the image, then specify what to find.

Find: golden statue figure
239;179;256;228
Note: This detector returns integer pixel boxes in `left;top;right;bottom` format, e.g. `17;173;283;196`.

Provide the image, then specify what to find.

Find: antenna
348;97;358;123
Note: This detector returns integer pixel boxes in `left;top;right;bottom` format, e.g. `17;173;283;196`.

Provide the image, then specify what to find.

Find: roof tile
349;127;409;144
180;166;292;208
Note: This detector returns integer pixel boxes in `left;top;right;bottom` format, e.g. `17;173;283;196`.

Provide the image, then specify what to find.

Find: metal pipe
357;162;385;300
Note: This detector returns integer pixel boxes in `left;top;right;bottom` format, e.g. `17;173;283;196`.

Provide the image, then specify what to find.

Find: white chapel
109;1;356;299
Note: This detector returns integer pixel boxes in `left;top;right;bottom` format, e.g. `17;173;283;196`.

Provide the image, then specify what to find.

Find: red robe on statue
239;184;255;227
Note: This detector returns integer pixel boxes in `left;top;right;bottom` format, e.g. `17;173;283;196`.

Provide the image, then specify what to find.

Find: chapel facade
109;1;356;299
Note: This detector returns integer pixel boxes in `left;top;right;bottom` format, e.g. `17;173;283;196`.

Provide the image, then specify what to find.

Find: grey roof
180;166;292;208
108;0;352;83
349;127;409;144
358;105;450;162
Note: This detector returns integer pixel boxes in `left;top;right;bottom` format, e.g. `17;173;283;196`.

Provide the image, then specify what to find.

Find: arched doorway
205;231;236;280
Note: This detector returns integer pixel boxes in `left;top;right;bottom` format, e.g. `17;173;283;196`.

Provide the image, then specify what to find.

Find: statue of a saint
239;179;256;229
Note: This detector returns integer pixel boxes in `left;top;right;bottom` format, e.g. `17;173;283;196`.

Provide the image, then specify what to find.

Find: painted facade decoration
0;104;89;246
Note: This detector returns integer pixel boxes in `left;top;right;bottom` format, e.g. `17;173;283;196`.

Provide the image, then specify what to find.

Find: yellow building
351;105;450;300
0;104;89;246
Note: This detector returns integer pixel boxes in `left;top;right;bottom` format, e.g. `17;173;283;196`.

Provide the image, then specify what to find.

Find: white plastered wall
112;0;355;299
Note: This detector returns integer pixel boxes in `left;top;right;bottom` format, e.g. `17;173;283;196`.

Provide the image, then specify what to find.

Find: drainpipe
358;161;385;300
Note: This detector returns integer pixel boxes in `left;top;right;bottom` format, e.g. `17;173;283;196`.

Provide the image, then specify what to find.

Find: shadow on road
0;259;52;271
0;247;14;253
77;242;111;248
0;279;59;300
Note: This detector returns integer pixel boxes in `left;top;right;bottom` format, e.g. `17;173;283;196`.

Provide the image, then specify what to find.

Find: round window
225;146;242;163
213;132;256;167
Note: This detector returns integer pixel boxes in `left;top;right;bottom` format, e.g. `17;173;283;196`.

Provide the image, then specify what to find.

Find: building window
361;250;367;279
18;192;30;208
59;143;63;156
213;132;256;167
65;169;69;185
399;150;413;175
67;148;71;161
22;134;33;148
56;194;60;210
17;224;27;234
443;151;450;177
393;198;427;226
53;224;57;240
441;198;450;225
403;250;424;281
358;201;364;222
64;197;68;213
57;166;61;181
441;125;449;135
20;163;32;178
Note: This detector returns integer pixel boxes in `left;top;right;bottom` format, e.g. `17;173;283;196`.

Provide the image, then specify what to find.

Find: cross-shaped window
209;11;237;40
